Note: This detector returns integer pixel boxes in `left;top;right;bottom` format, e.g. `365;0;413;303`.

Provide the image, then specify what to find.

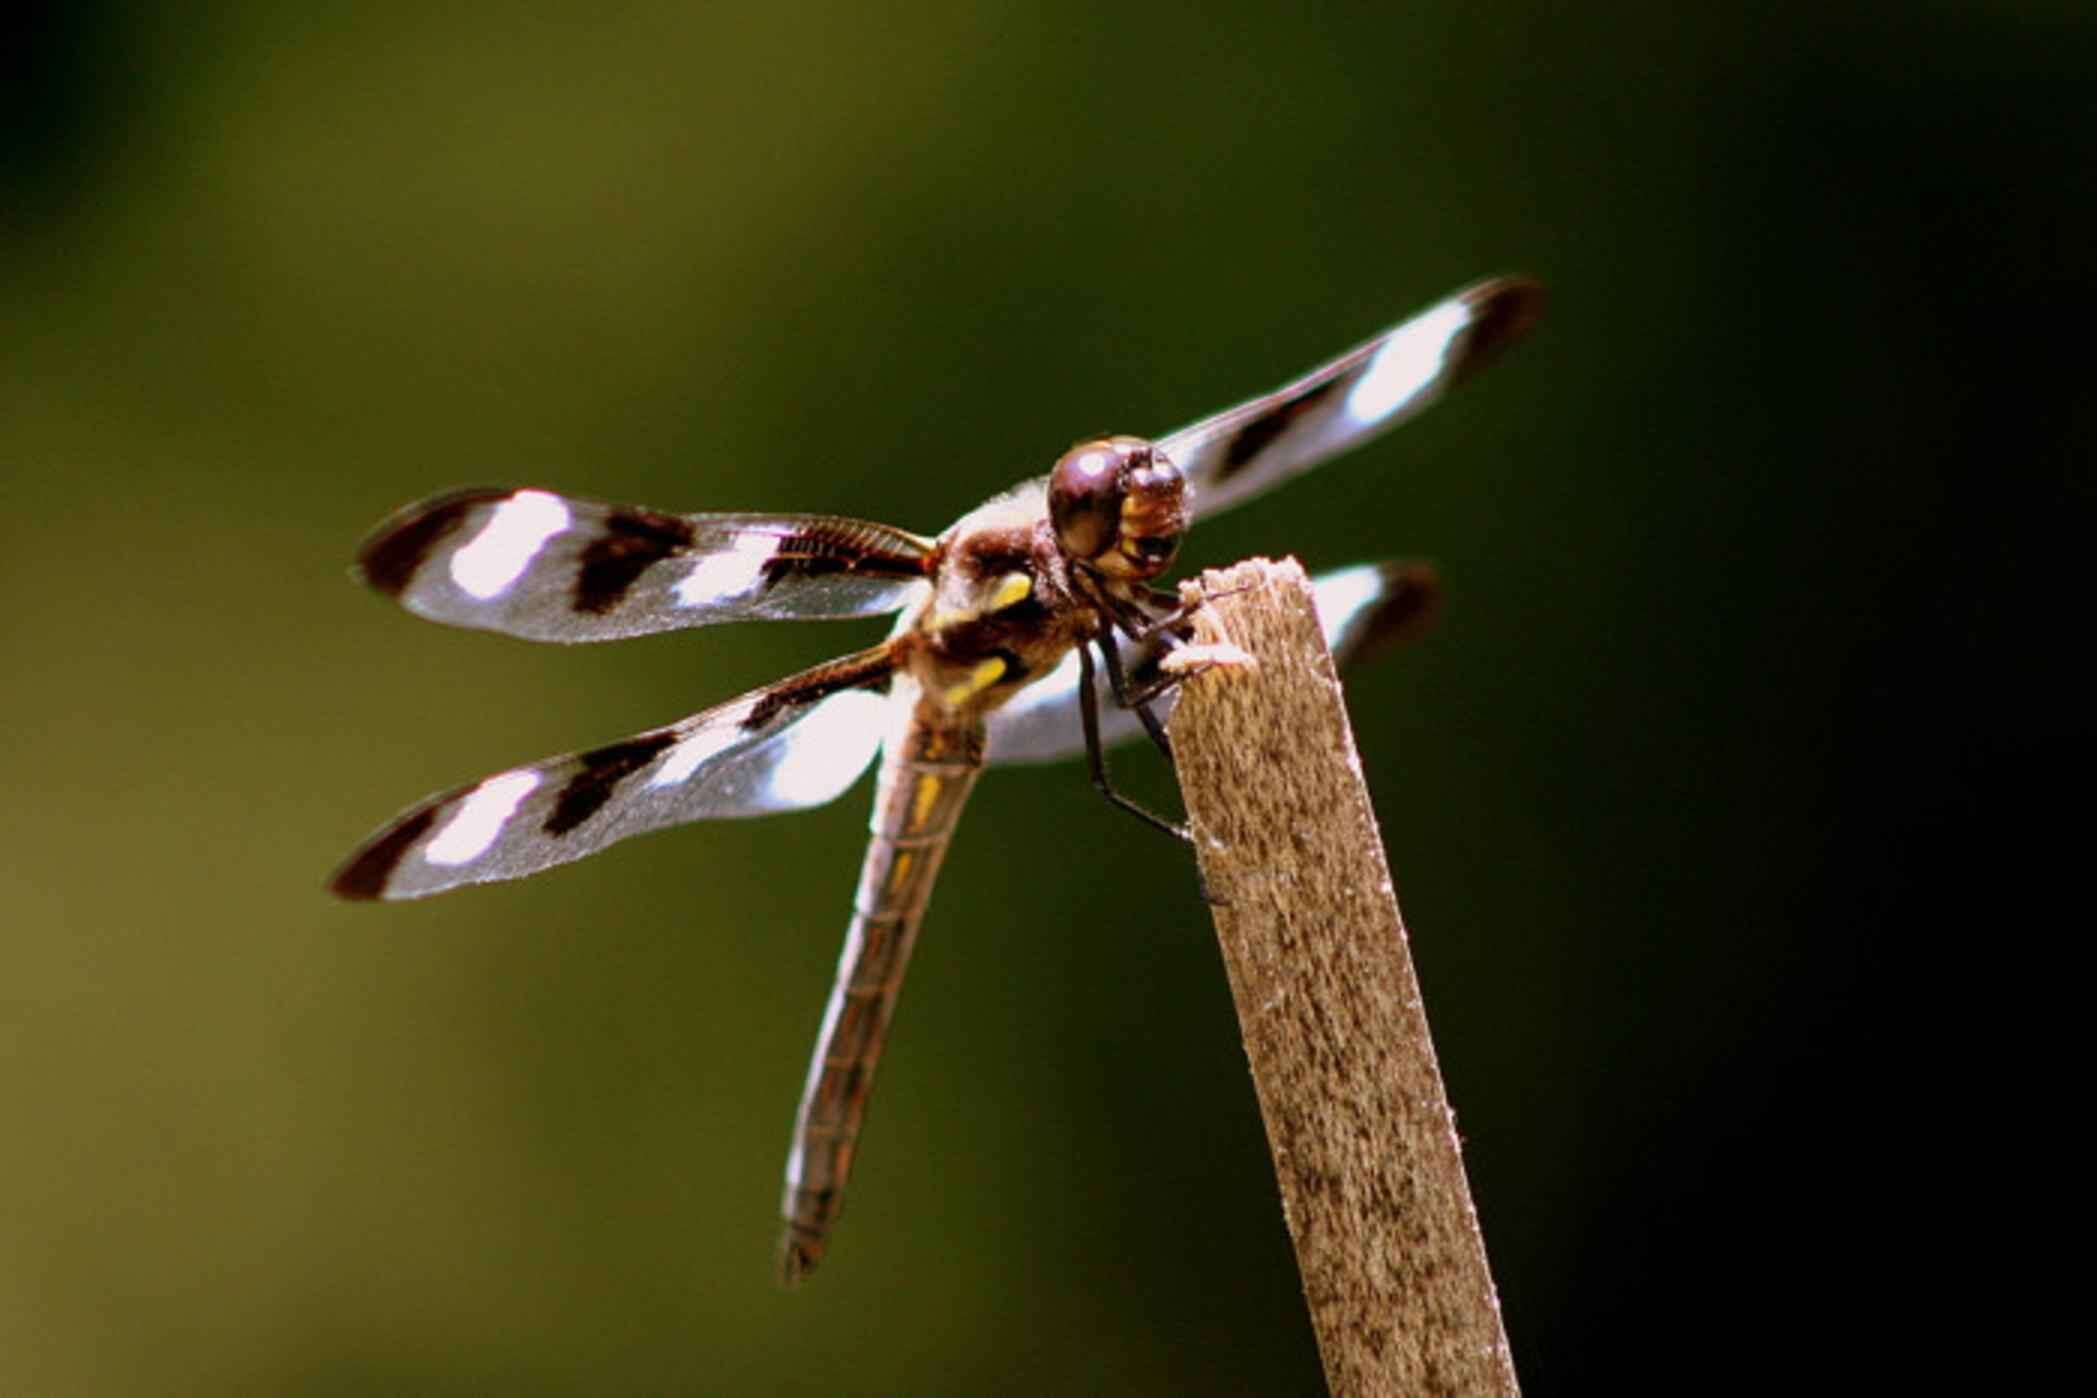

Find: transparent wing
331;644;898;900
1162;277;1543;524
355;487;936;642
984;561;1441;766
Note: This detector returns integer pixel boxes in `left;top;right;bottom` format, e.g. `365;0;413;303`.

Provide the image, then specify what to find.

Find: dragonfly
330;277;1542;1284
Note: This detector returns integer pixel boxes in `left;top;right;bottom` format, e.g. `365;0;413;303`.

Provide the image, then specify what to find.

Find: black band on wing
575;510;700;616
741;646;899;733
1447;278;1547;389
1215;376;1342;481
546;731;681;836
329;806;440;900
355;488;503;599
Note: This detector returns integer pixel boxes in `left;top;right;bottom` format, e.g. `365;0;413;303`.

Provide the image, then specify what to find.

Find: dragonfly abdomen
777;694;985;1285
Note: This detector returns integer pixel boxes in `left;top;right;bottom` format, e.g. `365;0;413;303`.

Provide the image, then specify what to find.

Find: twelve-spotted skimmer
330;277;1541;1283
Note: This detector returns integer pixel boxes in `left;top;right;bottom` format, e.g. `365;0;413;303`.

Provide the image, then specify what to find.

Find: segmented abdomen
776;697;984;1284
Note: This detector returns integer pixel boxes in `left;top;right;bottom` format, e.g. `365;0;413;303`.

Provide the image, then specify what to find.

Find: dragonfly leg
1097;577;1260;717
1077;640;1189;844
1095;625;1176;762
1129;577;1255;644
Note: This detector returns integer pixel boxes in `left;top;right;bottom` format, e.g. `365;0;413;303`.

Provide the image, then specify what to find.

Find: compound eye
1048;441;1125;561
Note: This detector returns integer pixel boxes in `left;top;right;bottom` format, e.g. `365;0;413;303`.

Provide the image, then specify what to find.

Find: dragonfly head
1048;435;1187;582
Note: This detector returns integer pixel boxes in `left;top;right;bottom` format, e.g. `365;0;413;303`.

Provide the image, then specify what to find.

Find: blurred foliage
4;2;2090;1393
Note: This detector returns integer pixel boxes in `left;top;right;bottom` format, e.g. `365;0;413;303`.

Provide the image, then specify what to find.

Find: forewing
356;488;935;642
1162;278;1543;523
984;562;1440;766
331;645;898;900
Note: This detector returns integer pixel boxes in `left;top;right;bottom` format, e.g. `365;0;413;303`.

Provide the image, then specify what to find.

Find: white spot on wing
650;724;742;789
1312;564;1384;650
426;770;541;867
675;537;775;608
759;690;886;807
1344;299;1469;426
450;491;570;599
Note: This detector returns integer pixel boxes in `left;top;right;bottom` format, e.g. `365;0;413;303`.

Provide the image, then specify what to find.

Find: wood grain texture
1170;558;1518;1398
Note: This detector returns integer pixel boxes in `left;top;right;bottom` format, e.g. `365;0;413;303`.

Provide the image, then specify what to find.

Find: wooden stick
1168;557;1519;1398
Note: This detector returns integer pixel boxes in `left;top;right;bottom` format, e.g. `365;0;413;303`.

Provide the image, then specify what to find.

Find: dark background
5;3;2088;1393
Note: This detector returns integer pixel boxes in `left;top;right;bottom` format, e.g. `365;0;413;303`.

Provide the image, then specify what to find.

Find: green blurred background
5;2;2090;1393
